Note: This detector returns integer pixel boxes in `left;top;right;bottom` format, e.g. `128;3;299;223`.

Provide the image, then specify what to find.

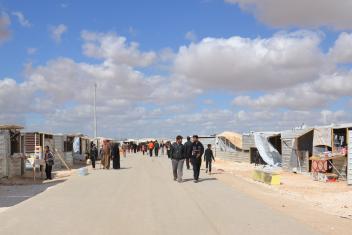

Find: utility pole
93;83;97;139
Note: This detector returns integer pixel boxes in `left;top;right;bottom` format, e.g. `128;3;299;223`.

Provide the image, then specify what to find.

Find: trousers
191;157;202;180
172;159;185;182
45;164;52;180
205;160;212;172
186;158;190;169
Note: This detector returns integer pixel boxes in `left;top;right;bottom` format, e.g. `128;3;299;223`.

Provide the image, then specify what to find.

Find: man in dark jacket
90;142;98;169
184;136;193;170
44;146;54;180
190;135;204;183
112;143;121;169
204;144;215;174
154;140;160;157
170;135;185;183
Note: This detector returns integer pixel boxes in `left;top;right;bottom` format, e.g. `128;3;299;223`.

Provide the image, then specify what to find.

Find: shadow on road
0;179;66;208
198;178;217;182
182;178;218;183
117;167;132;170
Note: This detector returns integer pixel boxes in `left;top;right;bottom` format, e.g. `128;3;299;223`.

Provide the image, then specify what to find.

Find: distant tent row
215;123;352;185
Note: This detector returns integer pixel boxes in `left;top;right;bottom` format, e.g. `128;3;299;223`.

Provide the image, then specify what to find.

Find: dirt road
0;154;320;235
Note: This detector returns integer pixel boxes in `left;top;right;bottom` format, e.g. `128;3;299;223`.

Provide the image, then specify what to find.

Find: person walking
133;143;137;153
190;135;204;183
44;146;55;180
184;136;193;170
112;143;121;169
160;141;165;155
154;140;160;157
101;140;111;169
148;141;154;157
142;143;147;155
90;142;98;169
170;135;185;183
166;141;172;158
204;144;215;175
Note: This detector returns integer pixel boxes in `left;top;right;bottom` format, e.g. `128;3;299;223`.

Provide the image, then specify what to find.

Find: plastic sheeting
216;136;237;153
73;137;80;153
254;133;282;166
313;128;331;147
217;131;243;149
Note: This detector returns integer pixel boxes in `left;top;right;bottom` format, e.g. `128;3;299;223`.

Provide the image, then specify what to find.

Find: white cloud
0;78;34;114
174;31;327;91
185;30;197;42
329;33;352;64
314;71;352;97
2;29;352;138
81;31;156;67
12;11;31;27
50;24;67;43
233;85;331;110
225;0;352;30
0;11;11;44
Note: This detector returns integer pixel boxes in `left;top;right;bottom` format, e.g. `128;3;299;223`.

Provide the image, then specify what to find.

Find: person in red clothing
148;141;154;157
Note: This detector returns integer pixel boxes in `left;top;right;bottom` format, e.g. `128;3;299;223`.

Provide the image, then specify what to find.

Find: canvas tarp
313;128;331;147
217;131;243;149
254;133;282;166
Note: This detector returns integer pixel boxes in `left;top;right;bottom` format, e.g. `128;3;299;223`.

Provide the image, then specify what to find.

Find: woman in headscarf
101;139;111;169
112;143;121;169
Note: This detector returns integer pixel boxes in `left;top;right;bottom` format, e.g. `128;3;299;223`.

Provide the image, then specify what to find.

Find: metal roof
0;124;24;130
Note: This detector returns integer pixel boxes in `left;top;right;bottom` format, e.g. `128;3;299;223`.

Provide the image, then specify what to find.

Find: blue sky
1;0;352;138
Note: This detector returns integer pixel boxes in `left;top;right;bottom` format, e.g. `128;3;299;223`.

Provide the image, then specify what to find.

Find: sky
1;0;352;139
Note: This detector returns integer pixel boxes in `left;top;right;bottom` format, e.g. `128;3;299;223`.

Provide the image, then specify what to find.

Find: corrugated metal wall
0;131;10;177
242;134;255;151
281;139;294;170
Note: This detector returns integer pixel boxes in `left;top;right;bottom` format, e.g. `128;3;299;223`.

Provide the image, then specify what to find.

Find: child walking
204;144;215;175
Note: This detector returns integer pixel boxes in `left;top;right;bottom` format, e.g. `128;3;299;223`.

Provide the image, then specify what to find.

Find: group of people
89;140;121;170
169;135;215;183
141;140;165;157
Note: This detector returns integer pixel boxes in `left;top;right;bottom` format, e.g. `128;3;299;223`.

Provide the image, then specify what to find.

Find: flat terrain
0;154;321;235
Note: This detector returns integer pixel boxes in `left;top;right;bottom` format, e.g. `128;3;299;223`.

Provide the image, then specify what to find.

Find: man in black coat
190;135;204;183
112;143;121;169
90;142;98;169
184;136;193;170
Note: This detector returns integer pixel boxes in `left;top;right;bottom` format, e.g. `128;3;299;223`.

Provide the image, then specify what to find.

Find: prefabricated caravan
22;132;74;170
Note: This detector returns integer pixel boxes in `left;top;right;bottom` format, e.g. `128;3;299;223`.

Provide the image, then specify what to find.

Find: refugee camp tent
216;132;250;163
217;131;243;150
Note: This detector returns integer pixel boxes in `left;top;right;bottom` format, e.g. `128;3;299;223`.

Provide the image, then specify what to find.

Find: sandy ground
0;154;321;235
213;159;352;219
